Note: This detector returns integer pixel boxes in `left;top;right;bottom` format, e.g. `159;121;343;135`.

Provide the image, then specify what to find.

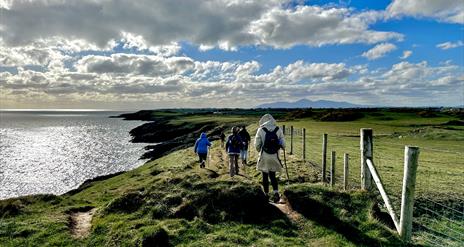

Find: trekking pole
207;146;210;167
247;142;250;165
282;147;290;183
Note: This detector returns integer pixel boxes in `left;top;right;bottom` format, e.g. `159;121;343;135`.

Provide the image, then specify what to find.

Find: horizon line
0;109;118;112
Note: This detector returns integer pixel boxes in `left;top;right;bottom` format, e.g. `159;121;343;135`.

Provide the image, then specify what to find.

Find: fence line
416;228;457;246
414;220;464;244
415;204;464;228
281;124;463;245
423;198;464;217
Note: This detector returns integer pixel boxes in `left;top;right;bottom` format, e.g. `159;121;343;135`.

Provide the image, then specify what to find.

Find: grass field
277;110;464;198
263;109;464;246
0;108;462;246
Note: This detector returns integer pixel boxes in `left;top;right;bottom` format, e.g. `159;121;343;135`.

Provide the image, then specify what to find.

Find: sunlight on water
0;111;147;199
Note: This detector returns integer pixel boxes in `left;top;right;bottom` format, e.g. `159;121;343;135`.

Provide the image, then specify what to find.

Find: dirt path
205;143;304;224
271;197;302;222
69;208;97;239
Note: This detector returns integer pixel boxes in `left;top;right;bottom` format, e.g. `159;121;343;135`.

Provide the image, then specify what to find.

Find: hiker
226;126;243;177
238;126;251;165
254;114;285;203
220;132;226;148
194;132;211;168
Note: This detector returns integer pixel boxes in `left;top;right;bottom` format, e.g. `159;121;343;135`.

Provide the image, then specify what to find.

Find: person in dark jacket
220;132;226;148
225;126;243;176
194;132;211;168
238;126;251;165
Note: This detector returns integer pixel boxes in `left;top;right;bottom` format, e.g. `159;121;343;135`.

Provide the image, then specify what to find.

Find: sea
0;110;147;200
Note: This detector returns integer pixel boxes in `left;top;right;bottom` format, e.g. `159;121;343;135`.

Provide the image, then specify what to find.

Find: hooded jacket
238;128;251;146
254;114;285;172
226;133;243;154
194;132;211;154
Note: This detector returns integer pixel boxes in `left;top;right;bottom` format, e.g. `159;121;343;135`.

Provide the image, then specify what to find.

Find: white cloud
120;32;181;56
387;0;464;24
0;0;402;50
0;42;72;71
0;1;462;108
436;41;464;50
2;55;462;108
400;50;412;59
280;61;351;82
362;43;397;60
0;0;12;9
249;6;402;48
75;54;195;76
377;61;462;90
0;0;272;49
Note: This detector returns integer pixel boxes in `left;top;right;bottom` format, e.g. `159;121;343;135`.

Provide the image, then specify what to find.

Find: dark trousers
262;171;278;194
198;153;207;164
229;154;239;176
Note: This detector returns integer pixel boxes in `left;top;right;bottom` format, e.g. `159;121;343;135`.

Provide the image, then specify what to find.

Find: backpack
262;127;280;154
229;135;241;149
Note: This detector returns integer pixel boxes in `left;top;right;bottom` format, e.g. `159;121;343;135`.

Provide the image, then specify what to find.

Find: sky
0;0;463;109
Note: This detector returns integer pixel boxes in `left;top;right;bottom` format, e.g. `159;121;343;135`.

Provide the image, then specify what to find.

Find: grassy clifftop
0;143;403;246
3;108;462;246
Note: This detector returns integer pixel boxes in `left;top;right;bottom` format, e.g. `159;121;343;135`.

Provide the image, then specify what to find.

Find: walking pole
247;143;249;158
282;147;289;183
247;142;250;165
207;146;210;167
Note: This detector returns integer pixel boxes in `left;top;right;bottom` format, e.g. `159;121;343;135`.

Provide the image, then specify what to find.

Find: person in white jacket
254;114;285;203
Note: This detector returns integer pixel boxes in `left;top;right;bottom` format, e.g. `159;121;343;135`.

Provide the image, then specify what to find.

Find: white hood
259;114;277;130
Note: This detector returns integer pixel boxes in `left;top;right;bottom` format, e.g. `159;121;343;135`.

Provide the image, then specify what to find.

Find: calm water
0;111;147;199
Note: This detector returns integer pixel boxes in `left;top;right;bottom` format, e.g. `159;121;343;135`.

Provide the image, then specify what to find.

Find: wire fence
281;125;464;246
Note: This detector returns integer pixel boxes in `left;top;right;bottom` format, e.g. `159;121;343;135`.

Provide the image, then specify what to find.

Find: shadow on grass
175;181;293;225
284;186;402;246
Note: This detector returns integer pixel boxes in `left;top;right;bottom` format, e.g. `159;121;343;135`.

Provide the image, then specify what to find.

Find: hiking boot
271;191;280;203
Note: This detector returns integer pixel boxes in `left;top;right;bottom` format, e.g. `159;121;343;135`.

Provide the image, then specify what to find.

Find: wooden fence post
399;146;420;242
367;159;400;232
282;125;286;135
343;153;349;191
302;128;306;162
290;126;294;155
322;133;328;183
360;128;373;190
330;151;336;187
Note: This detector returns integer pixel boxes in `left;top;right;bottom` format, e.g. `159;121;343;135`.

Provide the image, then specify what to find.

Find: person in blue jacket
225;126;243;176
194;132;211;168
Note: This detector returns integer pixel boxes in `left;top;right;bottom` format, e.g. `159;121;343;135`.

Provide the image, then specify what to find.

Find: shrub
0;199;23;217
319;111;364;121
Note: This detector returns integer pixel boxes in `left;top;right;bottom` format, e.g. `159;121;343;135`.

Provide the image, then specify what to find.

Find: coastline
116;110;252;161
5;108;459;245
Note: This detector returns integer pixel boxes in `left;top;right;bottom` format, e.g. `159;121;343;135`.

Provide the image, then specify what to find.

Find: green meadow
0;108;462;246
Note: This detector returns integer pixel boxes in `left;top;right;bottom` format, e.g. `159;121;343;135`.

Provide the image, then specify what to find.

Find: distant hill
257;99;364;108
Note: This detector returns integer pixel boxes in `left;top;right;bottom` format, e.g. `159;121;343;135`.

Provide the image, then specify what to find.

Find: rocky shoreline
117;110;249;161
